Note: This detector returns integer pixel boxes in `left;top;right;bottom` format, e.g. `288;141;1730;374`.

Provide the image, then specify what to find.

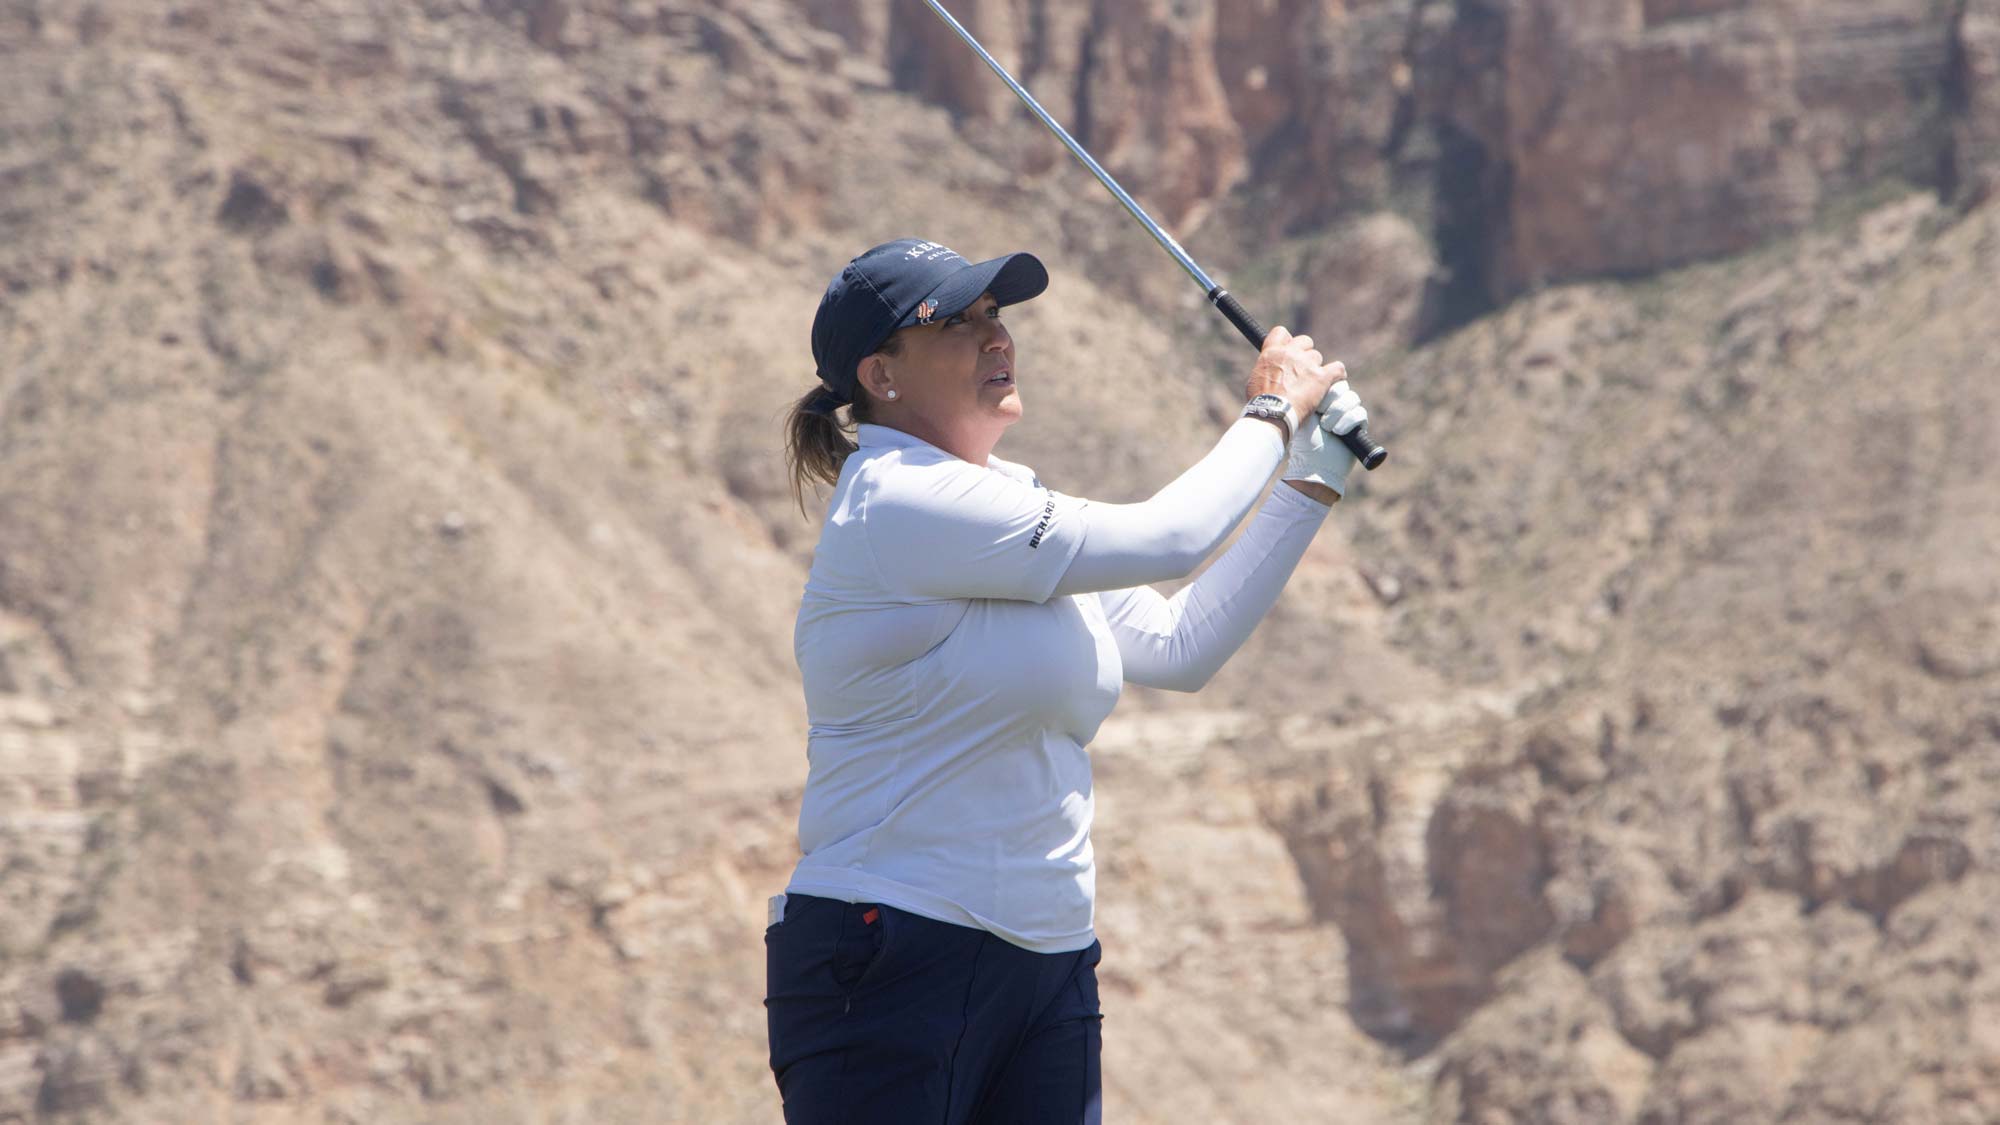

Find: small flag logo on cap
916;299;938;324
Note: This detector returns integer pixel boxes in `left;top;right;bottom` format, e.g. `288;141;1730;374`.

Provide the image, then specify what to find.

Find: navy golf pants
765;894;1104;1124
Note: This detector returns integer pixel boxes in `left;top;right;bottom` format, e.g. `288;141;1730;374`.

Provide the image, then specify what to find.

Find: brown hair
785;332;902;515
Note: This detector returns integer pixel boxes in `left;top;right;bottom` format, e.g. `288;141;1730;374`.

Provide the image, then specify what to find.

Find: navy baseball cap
810;238;1049;405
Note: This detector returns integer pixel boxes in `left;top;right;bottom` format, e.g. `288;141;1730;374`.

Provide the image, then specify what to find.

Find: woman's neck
872;411;998;466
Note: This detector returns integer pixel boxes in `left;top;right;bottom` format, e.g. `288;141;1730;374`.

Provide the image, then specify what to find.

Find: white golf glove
1282;381;1367;498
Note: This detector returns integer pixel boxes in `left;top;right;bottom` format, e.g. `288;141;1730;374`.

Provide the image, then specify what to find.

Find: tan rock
1302;212;1441;367
1430;951;1654;1125
1068;0;1245;229
1639;1018;1827;1124
1436;0;1964;299
1955;0;2000;189
885;0;1029;121
1484;3;1817;293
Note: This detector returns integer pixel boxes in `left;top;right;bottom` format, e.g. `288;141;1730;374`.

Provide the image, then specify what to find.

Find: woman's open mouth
983;369;1013;386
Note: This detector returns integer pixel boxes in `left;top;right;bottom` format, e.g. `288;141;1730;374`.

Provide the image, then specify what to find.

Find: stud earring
886;389;898;400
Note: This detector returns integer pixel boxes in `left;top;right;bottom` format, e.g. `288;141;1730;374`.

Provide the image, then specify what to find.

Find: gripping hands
1282;382;1369;499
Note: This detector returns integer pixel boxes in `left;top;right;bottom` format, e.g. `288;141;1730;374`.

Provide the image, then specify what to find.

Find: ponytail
785;333;900;516
785;385;865;514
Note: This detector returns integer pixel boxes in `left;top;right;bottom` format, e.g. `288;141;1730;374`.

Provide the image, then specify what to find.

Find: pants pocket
829;902;888;994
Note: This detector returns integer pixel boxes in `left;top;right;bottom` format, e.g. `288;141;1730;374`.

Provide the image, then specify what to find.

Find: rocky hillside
1;0;1996;1122
818;0;1999;333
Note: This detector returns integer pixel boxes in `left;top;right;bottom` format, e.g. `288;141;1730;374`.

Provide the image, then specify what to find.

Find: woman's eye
943;306;998;327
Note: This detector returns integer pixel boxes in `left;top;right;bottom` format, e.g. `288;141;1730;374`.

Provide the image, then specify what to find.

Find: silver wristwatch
1241;393;1298;443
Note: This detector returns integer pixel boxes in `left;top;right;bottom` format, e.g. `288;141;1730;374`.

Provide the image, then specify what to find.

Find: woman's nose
981;320;1011;351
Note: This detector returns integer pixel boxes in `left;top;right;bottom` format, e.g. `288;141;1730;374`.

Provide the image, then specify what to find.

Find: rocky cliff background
2;0;1997;1121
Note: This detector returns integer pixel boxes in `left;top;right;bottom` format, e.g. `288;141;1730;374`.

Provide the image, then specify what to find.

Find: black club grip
1209;287;1388;471
1340;419;1388;470
1212;286;1269;349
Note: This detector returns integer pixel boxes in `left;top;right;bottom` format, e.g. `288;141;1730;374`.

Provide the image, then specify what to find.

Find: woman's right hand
1246;326;1344;423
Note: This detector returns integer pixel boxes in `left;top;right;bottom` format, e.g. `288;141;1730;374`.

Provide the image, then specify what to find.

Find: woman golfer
767;239;1368;1123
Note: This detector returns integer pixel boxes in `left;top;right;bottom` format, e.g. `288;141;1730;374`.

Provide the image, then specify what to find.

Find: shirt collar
856;423;1014;475
856;423;930;451
858;423;972;464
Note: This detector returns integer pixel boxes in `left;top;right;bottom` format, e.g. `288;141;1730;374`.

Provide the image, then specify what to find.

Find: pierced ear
856;353;896;403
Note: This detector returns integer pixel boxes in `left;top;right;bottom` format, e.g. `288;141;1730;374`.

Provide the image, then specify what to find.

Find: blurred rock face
820;0;1988;314
1957;0;2000;196
1;1;1997;1123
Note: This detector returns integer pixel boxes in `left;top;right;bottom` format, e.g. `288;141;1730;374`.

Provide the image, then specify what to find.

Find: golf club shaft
918;0;1387;471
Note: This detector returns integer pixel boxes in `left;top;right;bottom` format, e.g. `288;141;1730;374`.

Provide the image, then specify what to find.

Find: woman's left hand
1282;381;1368;503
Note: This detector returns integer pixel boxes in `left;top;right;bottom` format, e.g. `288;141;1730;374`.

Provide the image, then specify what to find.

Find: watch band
1242;393;1297;443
